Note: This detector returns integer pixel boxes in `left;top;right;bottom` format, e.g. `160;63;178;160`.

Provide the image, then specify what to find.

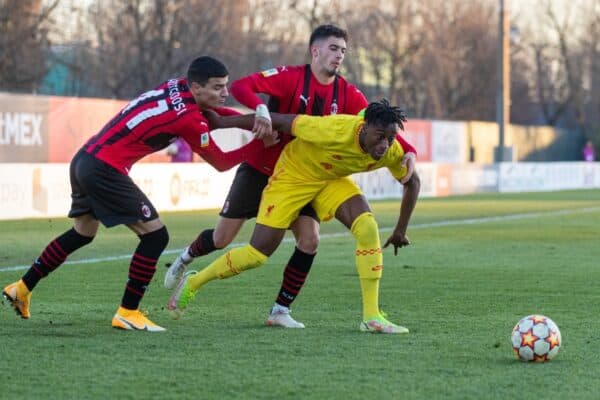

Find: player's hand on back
383;232;410;256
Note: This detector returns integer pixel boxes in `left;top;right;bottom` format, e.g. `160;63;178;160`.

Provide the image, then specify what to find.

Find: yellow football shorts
257;173;363;229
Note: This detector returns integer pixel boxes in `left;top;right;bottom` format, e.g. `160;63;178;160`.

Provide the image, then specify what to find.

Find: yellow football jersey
278;114;407;181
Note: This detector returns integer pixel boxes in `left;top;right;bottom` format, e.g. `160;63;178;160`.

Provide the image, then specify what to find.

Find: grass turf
1;189;599;399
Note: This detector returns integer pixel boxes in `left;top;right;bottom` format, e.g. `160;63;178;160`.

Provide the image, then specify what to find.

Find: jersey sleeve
395;133;417;156
196;138;264;171
343;82;369;114
181;113;263;171
230;67;292;109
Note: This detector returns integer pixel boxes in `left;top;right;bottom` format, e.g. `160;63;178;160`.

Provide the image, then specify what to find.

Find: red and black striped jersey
230;65;369;176
230;65;416;176
82;78;257;174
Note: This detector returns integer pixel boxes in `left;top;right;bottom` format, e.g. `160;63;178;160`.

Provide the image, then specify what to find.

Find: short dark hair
364;99;407;131
187;56;229;86
309;24;348;47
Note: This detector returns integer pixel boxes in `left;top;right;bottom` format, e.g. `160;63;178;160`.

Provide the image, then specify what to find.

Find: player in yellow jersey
167;99;420;333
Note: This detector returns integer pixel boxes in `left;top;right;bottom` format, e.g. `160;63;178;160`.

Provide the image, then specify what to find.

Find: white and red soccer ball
511;315;561;362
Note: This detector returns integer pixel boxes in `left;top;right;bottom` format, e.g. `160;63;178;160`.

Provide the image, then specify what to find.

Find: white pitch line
1;206;599;273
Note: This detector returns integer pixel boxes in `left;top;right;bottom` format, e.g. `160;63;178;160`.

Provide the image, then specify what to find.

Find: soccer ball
511;315;561;362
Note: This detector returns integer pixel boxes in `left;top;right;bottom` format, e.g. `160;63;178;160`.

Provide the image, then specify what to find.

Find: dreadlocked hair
364;99;407;131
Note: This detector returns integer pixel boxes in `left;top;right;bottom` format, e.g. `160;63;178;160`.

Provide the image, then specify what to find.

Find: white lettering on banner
0;182;25;204
0;112;43;146
182;178;209;198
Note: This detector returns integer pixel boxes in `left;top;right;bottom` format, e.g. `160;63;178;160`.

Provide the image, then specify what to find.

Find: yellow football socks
351;212;384;319
187;244;268;291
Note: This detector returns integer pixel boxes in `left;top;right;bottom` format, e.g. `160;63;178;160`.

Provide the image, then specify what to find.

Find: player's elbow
214;163;230;172
403;171;421;193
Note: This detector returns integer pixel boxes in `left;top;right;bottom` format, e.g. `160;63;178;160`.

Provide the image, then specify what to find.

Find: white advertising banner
352;163;439;199
450;164;499;194
128;163;234;211
498;162;600;192
0;163;235;220
431;120;468;163
1;162;599;220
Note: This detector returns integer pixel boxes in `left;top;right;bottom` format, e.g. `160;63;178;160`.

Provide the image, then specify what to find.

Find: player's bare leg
164;217;245;289
168;224;285;318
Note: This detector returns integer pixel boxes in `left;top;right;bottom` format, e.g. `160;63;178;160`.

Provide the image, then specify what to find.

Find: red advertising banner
48;96;126;162
402;119;432;162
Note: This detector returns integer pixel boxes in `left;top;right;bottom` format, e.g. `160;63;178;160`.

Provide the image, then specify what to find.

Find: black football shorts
68;150;158;227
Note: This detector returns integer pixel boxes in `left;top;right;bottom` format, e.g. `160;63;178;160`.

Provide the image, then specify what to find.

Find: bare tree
518;0;595;129
344;1;424;107
407;0;497;120
580;1;600;142
226;0;306;78
72;0;230;98
0;0;58;92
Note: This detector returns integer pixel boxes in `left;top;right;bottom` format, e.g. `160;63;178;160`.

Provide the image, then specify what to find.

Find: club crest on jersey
222;200;230;214
200;132;210;147
141;203;152;218
261;68;278;77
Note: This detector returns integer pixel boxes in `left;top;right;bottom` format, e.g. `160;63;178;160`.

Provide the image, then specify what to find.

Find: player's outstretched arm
203;109;296;137
203;109;255;130
383;171;421;255
199;137;266;172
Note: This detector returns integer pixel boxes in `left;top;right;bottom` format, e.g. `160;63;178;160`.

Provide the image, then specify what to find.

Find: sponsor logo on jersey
200;132;209;147
261;68;278;77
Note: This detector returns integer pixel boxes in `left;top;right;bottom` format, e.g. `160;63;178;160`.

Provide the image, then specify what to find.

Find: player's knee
143;226;170;253
213;237;232;249
296;232;320;254
240;245;269;272
350;212;380;246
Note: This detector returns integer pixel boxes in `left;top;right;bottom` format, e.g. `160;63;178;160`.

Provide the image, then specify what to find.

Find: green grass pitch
1;189;599;399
